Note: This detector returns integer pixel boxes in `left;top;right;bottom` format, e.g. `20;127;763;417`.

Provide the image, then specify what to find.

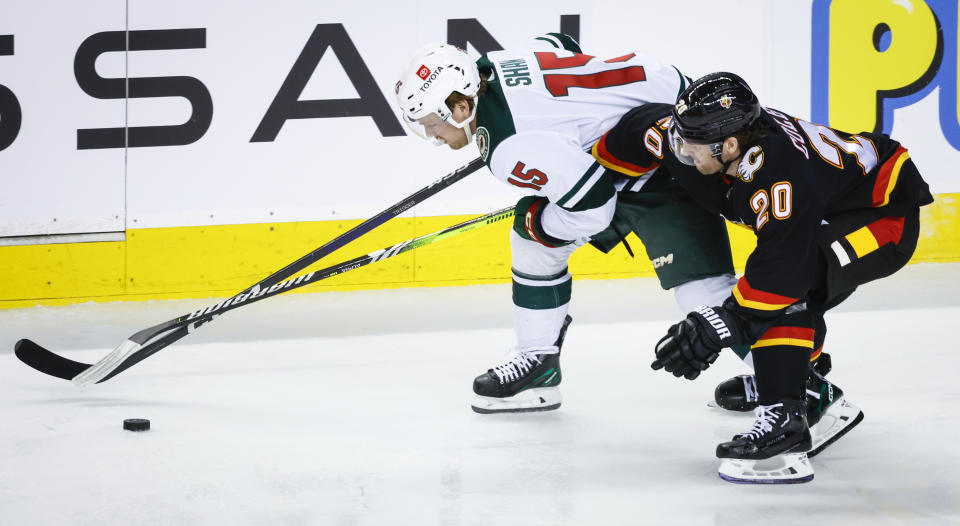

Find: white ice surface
2;264;959;525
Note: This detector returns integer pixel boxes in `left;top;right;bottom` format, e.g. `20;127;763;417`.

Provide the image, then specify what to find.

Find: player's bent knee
672;273;738;314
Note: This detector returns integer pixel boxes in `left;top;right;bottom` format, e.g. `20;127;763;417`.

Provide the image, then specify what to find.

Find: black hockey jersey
597;103;934;343
592;103;731;215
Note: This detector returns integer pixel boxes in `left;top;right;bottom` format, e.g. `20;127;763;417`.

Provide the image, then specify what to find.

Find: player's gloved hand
651;306;735;380
513;196;572;248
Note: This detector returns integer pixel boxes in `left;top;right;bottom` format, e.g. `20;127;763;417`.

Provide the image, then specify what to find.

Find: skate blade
471;387;561;414
809;398;864;458
718;453;814;484
706;400;757;413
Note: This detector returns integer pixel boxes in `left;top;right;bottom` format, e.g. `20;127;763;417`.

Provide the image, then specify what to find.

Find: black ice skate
713;374;760;412
716;400;814;484
805;368;864;458
471;315;571;414
713;353;832;411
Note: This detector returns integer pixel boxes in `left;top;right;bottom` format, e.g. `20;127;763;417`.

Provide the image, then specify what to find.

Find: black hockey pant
752;207;922;404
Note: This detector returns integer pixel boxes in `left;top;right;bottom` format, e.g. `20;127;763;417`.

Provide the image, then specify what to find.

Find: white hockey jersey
474;33;687;240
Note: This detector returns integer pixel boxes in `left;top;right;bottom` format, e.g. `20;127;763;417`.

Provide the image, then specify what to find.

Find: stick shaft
248;157;487;291
90;206;514;383
126;158;486;346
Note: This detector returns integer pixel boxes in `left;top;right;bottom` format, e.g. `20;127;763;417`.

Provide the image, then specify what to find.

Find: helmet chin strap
451;95;478;146
720;155;737;174
702;151;734;176
713;140;740;175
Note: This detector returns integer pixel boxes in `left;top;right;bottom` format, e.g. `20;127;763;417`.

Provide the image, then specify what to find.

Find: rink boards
2;194;957;308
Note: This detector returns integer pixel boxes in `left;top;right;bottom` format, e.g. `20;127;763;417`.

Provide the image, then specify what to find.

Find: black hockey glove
513;196;573;248
651;305;737;380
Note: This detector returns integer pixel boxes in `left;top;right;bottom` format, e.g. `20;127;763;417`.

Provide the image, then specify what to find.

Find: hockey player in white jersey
396;34;739;413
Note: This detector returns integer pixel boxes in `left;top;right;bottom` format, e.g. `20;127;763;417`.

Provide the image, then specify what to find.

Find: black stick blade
14;339;92;381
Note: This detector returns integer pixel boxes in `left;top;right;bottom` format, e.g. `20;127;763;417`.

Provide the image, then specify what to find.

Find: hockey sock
752;347;812;405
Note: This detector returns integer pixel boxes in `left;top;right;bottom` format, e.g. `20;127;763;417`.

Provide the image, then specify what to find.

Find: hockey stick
15;205;514;385
220;156;485;292
14;156;485;384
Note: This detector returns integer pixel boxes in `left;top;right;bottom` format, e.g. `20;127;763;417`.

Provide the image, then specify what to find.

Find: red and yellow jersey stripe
752;326;815;349
842;215;906;259
810;346;823;362
590;132;659;177
732;277;798;311
872;145;909;208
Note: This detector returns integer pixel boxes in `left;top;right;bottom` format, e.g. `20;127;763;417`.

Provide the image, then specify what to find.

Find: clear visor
402;96;478;146
403;112;450;145
668;126;722;166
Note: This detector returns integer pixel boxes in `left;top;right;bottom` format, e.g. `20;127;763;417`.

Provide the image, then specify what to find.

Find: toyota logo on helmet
395;43;483;146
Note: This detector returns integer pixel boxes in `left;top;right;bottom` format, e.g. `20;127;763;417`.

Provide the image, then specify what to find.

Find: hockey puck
123;418;150;432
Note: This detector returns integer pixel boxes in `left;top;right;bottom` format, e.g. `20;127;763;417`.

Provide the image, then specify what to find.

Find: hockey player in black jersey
599;72;933;483
595;98;857;463
656;73;932;483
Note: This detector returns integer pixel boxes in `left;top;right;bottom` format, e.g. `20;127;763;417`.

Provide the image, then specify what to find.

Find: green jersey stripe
535;36;561;49
557;162;603;208
674;65;690;97
512;278;572;310
546;32;582;53
564;178;616;212
512;267;568;282
512;268;570;287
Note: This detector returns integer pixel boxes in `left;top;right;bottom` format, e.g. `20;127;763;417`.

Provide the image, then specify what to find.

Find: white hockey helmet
395;43;481;145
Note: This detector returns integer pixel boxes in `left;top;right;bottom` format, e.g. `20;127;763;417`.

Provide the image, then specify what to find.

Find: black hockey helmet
672;72;761;145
